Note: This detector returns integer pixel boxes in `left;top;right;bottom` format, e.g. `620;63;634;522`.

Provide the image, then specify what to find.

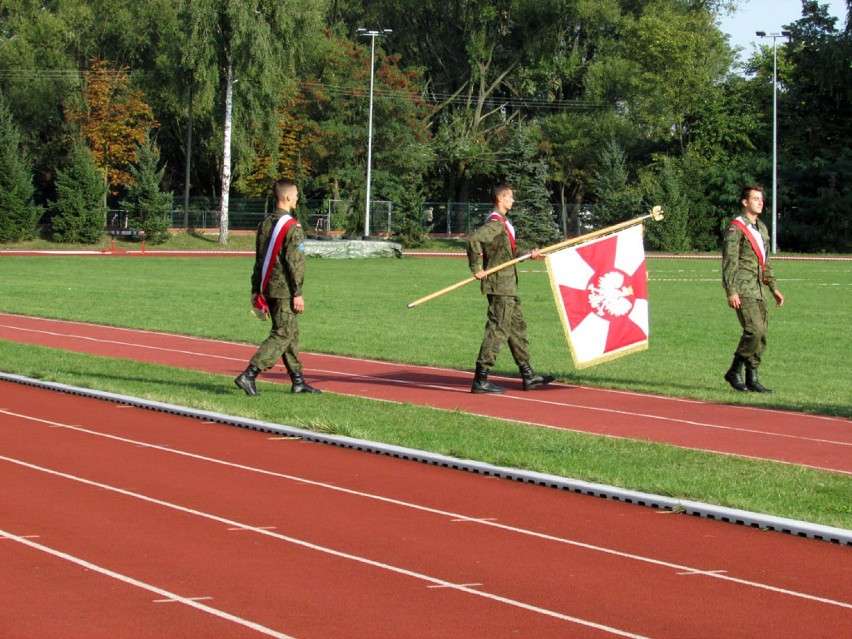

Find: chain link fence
418;202;496;235
167;197;394;234
121;196;593;236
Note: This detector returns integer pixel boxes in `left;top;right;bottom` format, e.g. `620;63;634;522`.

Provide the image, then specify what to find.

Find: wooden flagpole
407;206;663;309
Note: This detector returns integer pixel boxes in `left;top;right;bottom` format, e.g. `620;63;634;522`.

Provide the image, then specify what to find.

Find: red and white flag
545;224;649;369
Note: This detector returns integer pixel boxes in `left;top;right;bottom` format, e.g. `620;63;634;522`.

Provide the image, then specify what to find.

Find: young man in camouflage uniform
722;184;785;393
466;183;554;394
235;179;321;396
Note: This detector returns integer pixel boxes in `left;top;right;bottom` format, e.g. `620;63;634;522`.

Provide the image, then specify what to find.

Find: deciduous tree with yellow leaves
66;59;157;205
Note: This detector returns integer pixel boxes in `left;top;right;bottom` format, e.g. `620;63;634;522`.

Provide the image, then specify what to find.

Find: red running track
1;381;850;638
0;312;850;475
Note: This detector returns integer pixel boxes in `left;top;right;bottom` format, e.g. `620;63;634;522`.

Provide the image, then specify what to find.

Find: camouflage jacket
721;216;777;300
251;211;305;299
467;215;519;296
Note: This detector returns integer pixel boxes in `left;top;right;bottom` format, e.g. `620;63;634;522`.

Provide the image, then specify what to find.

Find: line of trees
0;0;849;251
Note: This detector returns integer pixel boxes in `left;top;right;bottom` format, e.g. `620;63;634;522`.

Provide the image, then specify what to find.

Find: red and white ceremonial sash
731;216;768;284
545;225;649;369
253;214;298;317
486;211;516;254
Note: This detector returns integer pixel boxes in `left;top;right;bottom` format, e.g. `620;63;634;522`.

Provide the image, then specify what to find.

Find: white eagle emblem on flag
588;271;634;318
545;224;649;369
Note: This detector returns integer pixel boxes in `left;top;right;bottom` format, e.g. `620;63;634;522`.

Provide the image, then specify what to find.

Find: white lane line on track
0;528;296;639
325;384;852;475
309;367;852;448
3;310;848;423
0;455;651;639
3;322;848;447
308;350;850;424
154;596;214;603
0;324;243;364
428;583;484;589
0;312;254;344
2;408;850;612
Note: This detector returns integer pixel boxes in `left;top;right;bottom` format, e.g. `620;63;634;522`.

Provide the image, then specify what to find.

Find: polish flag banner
545;224;649;369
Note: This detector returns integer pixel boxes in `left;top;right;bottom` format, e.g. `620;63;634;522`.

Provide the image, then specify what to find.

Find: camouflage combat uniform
249;211;306;374
467;215;531;369
722;217;779;369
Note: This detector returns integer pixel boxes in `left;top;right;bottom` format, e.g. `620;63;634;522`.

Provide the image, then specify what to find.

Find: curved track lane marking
3;323;847;449
314;387;852;475
4;311;848;422
3;408;850;612
0;528;296;639
309;367;852;448
2;312;849;476
1;324;243;364
0;455;651;639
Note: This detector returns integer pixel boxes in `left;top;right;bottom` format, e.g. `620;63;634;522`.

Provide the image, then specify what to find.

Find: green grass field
0;251;850;528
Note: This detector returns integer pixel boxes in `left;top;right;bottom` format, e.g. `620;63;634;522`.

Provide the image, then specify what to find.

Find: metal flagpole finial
650;205;664;221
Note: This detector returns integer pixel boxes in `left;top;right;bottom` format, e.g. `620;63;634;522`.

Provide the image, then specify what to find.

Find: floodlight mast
356;28;393;238
756;30;791;253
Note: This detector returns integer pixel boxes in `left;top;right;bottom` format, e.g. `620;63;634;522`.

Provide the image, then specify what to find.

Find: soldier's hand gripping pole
406;206;663;309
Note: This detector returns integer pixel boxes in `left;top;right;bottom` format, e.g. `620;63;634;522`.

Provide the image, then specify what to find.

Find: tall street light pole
756;30;790;254
357;28;392;238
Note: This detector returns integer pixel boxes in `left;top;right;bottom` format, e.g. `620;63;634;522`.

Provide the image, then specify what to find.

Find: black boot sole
724;373;749;392
471;385;505;394
747;386;774;394
234;375;259;396
523;376;554;391
292;386;322;394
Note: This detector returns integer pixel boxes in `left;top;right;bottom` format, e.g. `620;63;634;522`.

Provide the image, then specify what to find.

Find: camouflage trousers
250;297;303;374
733;297;768;368
476;294;530;369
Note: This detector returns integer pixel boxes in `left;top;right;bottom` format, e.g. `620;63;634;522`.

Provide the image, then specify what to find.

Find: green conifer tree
120;133;173;244
641;159;691;253
591;134;641;228
0;99;42;243
501;124;560;249
51;143;107;244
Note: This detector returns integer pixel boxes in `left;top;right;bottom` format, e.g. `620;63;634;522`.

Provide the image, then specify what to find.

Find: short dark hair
741;184;763;202
492;182;513;203
273;178;297;203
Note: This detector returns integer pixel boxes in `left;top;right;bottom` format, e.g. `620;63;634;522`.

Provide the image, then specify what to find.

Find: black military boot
290;371;321;394
235;364;262;396
723;356;749;392
471;365;505;394
519;363;554;391
745;366;773;393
